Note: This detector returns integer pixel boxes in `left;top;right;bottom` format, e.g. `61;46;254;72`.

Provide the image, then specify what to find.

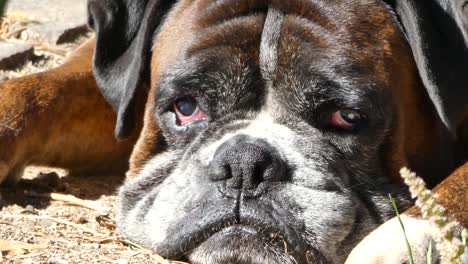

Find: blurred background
0;0;90;80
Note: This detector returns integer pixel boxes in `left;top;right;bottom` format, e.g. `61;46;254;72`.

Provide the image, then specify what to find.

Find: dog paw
0;162;25;187
345;215;439;264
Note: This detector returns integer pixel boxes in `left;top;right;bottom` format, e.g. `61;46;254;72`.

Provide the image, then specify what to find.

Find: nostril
256;156;286;183
252;164;265;185
207;136;288;191
245;163;270;190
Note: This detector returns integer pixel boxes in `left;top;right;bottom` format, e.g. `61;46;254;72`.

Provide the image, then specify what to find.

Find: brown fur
432;162;468;226
128;0;195;177
0;39;137;185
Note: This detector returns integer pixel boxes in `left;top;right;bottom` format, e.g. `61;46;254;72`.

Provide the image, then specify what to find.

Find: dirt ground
0;15;183;264
0;167;164;264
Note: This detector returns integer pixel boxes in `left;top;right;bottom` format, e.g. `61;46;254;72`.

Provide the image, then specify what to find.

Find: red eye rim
173;99;207;126
329;110;363;131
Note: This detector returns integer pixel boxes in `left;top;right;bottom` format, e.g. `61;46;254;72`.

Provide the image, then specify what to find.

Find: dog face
117;1;425;263
87;0;467;263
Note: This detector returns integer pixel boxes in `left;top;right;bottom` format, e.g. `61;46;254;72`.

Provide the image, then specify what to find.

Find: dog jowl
108;1;454;263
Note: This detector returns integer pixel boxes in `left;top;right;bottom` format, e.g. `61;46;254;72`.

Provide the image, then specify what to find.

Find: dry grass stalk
0;239;48;252
400;167;467;263
24;191;111;212
0;239;48;258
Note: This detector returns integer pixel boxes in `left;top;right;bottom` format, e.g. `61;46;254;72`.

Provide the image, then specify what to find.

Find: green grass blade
462;229;467;247
0;0;6;18
389;193;415;264
426;239;432;264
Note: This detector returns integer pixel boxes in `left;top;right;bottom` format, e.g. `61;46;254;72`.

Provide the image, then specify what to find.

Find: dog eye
329;110;363;131
173;97;207;125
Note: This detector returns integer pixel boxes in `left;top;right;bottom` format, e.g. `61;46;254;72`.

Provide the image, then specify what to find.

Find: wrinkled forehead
151;0;408;91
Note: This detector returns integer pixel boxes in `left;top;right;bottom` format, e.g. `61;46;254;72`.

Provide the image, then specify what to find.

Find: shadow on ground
0;168;125;210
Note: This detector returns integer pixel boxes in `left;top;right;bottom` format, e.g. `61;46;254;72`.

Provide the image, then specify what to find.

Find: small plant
427;240;433;264
389;193;415;264
398;167;467;264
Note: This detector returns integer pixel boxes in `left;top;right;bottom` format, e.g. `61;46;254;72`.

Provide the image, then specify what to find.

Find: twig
0;123;17;131
90;242;155;263
0;240;47;251
25;191;111;212
46;250;58;263
36;44;68;56
14;251;47;259
82;235;146;250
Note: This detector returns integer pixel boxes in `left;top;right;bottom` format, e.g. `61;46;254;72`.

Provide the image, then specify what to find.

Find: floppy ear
393;0;468;135
87;0;175;139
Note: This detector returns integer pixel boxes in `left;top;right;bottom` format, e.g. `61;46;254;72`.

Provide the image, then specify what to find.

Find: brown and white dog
0;0;467;263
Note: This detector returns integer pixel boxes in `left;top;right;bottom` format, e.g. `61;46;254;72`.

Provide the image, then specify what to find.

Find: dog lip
199;222;271;240
182;214;317;262
161;213;291;260
155;198;311;261
190;216;284;248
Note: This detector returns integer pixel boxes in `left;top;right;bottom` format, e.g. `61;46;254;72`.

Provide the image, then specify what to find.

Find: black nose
208;135;287;191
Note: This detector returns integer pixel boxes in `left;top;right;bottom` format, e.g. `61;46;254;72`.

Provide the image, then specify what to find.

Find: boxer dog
0;0;467;263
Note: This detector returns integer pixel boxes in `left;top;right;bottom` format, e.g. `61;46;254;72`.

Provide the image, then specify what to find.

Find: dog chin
187;225;298;264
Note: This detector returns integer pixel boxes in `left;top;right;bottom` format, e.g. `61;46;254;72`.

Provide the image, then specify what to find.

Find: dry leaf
7;248;27;257
0;239;47;256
